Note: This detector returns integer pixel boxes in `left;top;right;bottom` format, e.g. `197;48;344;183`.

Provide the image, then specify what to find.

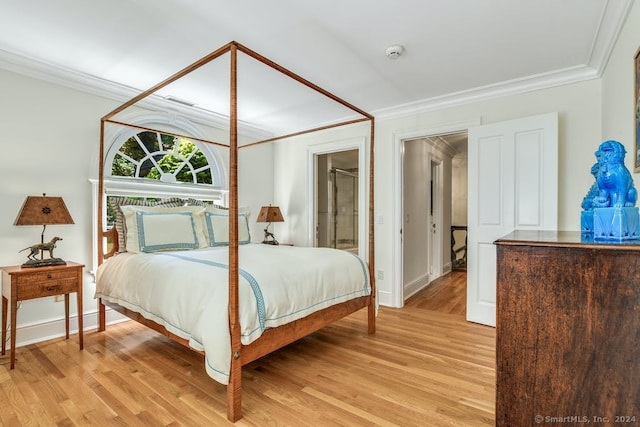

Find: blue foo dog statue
581;140;640;240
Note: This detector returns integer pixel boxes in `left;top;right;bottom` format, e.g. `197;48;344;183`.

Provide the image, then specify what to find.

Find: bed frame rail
240;295;370;364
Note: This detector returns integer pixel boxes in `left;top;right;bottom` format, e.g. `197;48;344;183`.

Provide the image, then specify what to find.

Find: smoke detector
385;44;404;60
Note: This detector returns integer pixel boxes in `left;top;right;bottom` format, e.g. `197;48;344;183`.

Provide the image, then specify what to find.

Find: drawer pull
47;274;52;279
45;285;60;292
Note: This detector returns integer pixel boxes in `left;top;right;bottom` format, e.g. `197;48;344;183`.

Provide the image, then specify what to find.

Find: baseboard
8;307;129;349
403;274;430;300
377;289;394;307
443;262;452;274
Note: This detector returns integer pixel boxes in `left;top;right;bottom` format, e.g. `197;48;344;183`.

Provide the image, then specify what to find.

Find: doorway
316;150;359;252
399;132;468;304
391;122;478;308
307;137;366;258
451;143;469;271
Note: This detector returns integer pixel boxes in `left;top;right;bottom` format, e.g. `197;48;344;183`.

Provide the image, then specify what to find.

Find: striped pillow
108;196;185;253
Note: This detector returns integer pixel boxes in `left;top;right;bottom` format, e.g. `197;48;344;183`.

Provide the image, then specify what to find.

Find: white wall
0;69;115;344
0;68;271;346
402;140;430;293
601;0;640;159
239;142;276;240
273;124;371;247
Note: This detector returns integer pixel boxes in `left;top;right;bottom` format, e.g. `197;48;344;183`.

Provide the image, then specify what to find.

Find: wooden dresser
495;231;639;426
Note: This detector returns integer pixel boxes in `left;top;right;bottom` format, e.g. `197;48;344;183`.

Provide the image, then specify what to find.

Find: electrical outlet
377;270;384;280
54;295;65;302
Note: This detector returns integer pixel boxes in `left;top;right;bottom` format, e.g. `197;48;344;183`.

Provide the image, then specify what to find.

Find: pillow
204;207;251;246
108;196;185;253
184;198;228;210
121;205;207;253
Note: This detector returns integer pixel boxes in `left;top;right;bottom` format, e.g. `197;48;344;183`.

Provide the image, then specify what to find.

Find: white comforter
95;244;370;384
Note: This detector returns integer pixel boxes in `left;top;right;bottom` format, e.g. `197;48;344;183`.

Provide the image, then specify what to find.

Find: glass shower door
332;168;358;252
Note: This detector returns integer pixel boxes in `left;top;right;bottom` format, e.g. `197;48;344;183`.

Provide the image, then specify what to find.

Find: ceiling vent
165;96;196;107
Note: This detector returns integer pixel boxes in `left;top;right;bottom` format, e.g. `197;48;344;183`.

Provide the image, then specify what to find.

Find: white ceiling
0;1;633;136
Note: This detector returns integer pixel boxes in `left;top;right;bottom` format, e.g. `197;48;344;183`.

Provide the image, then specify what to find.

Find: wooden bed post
368;118;376;335
227;42;243;423
98;118;107;331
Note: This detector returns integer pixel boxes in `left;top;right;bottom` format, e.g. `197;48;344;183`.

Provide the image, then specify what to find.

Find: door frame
429;159;443;280
392;119;479;308
307;137;367;258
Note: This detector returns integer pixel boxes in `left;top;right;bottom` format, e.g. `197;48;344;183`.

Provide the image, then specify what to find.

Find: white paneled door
467;113;558;326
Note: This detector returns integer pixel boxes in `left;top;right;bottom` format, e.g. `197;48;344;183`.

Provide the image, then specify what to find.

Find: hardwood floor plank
406;270;467;316
302;386;397;426
0;271;494;426
58;398;89;426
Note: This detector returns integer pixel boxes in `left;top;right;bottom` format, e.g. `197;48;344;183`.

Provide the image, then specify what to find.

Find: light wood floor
405;270;467;316
0;271;494;426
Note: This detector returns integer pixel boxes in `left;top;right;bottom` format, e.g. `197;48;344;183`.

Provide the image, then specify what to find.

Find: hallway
405;270;467;316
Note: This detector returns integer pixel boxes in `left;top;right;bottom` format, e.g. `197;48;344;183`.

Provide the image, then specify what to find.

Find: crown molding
0;48;273;141
373;65;600;121
586;0;634;74
0;47;610;129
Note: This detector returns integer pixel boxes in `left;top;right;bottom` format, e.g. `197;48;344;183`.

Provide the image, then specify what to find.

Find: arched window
102;119;227;212
111;130;214;185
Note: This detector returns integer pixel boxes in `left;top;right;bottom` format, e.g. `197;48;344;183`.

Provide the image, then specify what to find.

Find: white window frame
90;112;228;276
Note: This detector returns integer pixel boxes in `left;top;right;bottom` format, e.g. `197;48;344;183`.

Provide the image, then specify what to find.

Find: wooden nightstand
1;262;84;369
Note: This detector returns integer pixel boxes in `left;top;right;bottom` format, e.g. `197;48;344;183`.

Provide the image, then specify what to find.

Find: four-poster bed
96;41;375;422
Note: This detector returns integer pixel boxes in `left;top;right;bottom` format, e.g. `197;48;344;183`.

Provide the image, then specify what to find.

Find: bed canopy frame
97;41;375;422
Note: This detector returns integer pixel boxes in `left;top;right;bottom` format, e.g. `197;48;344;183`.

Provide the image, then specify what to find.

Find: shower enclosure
331;167;358;250
316;151;359;252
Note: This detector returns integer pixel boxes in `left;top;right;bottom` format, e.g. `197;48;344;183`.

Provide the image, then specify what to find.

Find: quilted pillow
204;207;251;246
121;205;207;253
108;196;185;253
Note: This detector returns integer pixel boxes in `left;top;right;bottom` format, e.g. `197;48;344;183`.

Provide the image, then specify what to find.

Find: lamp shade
257;206;284;223
14;195;74;226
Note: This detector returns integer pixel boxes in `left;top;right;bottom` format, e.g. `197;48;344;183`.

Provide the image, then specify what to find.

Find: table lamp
257;205;284;245
14;193;74;267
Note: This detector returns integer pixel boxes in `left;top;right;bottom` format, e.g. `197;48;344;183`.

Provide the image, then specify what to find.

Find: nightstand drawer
14;269;77;285
17;277;78;300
